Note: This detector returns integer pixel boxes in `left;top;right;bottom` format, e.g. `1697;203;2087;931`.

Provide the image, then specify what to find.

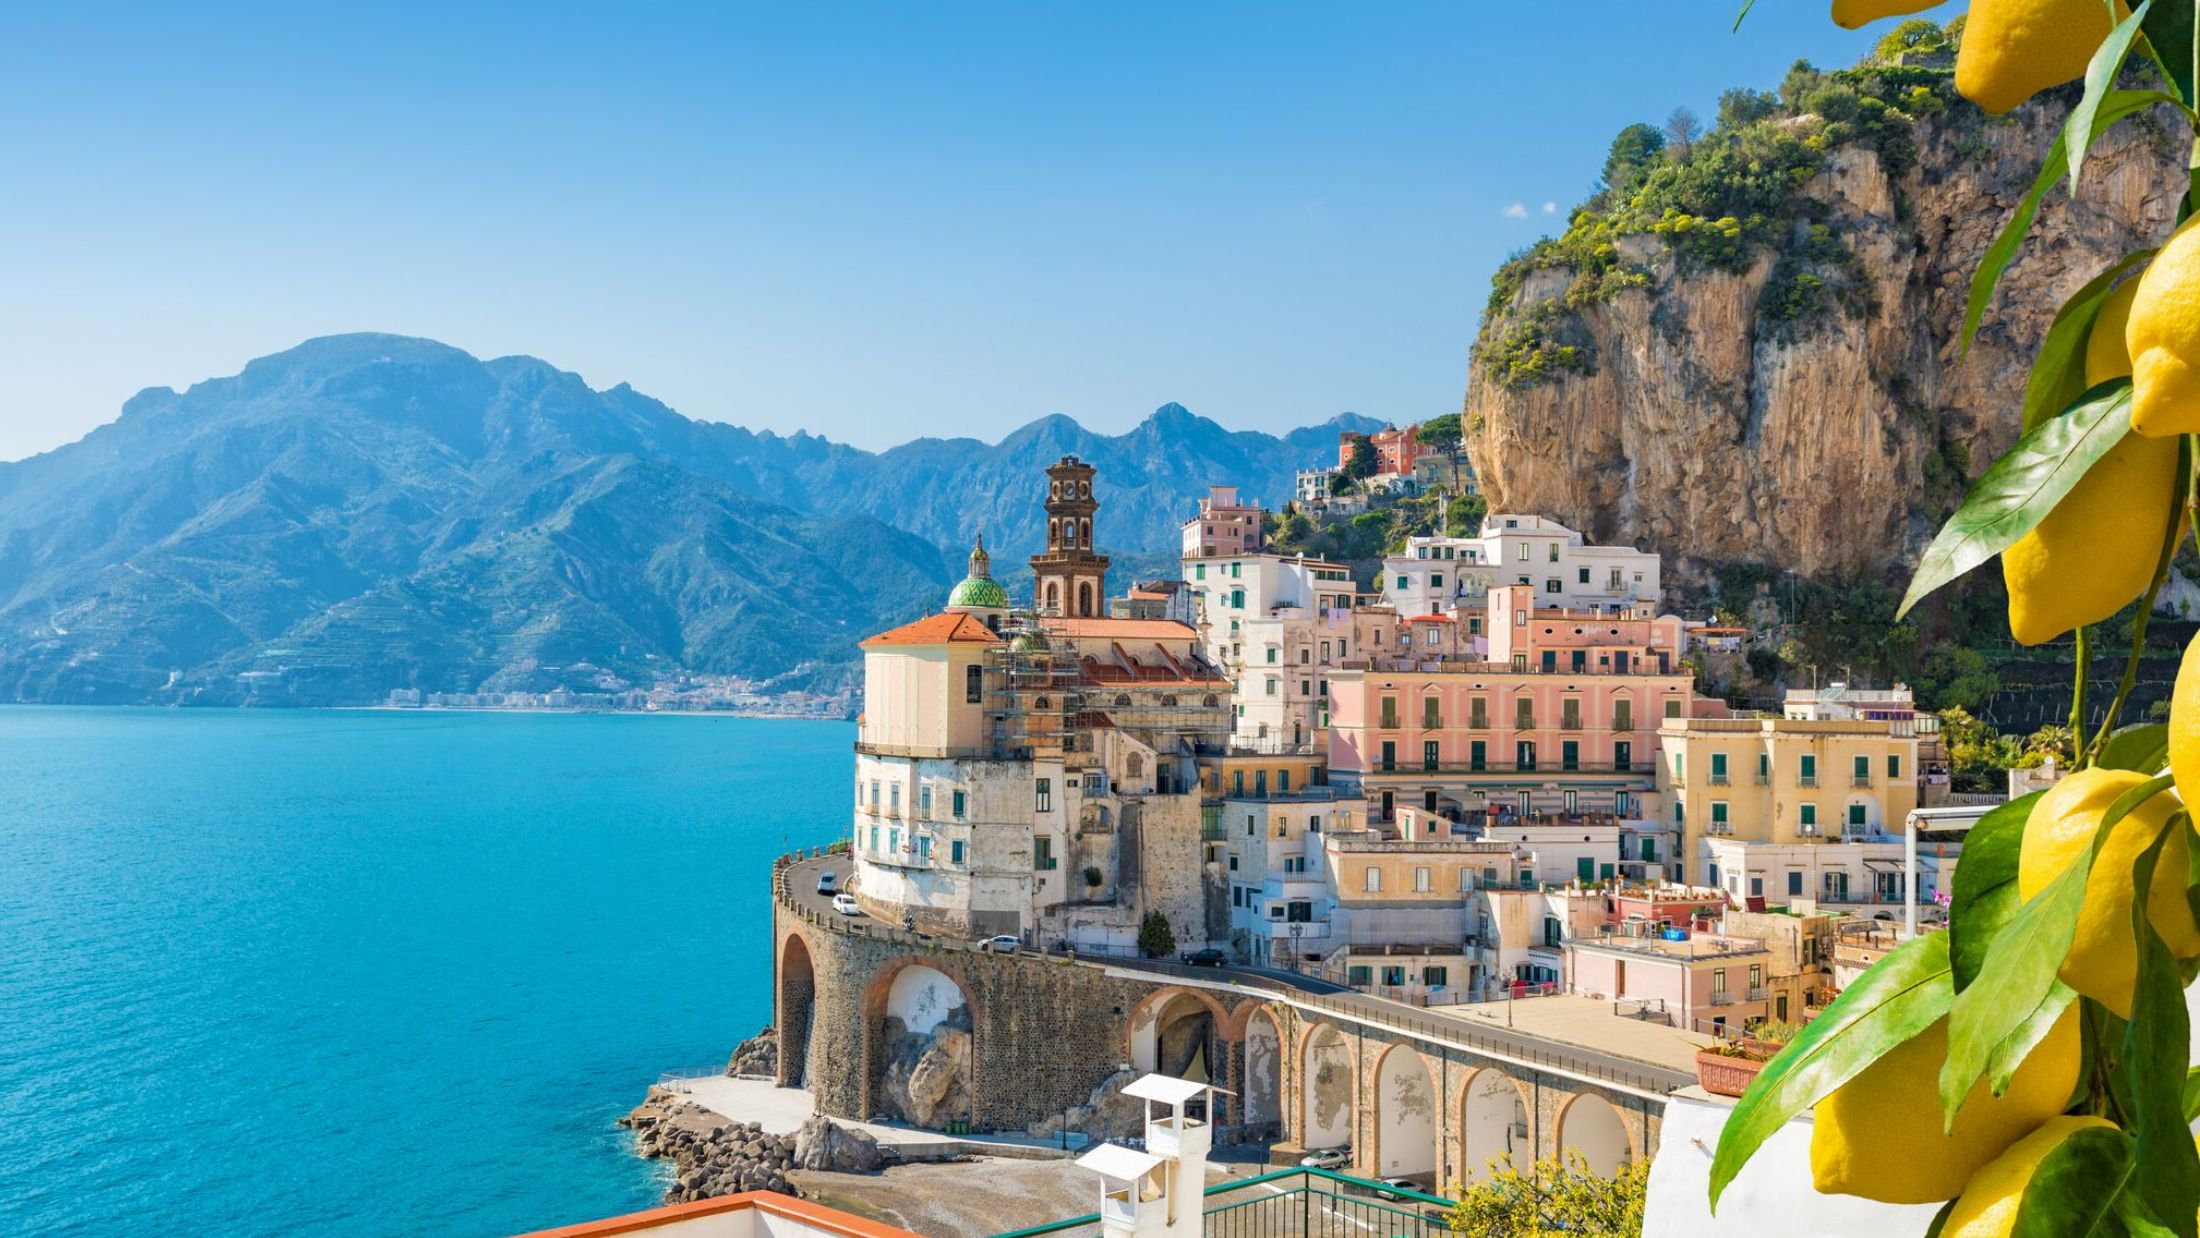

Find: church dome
945;532;1009;612
1008;629;1050;653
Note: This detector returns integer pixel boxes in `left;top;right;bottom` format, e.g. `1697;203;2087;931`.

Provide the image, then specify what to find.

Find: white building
1380;515;1661;618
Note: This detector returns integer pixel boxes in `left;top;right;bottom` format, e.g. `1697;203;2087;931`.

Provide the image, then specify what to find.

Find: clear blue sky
0;2;1884;461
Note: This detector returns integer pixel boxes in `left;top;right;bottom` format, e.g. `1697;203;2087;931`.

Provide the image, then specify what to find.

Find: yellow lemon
2131;219;2200;436
1941;1116;2118;1238
2018;766;2198;1017
2004;281;2183;645
1956;0;2124;115
1811;1007;2080;1204
1832;0;1945;29
2170;633;2200;811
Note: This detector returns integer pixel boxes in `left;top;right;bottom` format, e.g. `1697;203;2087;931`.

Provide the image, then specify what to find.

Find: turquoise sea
0;707;850;1238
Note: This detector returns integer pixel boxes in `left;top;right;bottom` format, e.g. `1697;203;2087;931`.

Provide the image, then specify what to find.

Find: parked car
982;934;1022;953
1373;1177;1420;1201
1299;1147;1350;1170
831;892;861;916
1182;947;1229;968
815;871;838;895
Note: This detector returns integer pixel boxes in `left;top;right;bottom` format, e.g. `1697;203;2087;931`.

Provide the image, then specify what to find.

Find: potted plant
1694;1040;1769;1098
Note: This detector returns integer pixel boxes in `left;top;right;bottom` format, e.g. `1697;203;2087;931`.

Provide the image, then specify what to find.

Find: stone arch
1078;580;1095;617
1554;1091;1635;1176
1045;581;1061;614
1241;1006;1283;1136
861;958;978;1130
1298;1022;1355;1152
1456;1067;1530;1186
1128;986;1227;1079
778;932;817;1088
1372;1043;1438;1180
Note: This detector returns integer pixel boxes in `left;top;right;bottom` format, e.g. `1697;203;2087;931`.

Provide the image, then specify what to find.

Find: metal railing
988;1167;1456;1238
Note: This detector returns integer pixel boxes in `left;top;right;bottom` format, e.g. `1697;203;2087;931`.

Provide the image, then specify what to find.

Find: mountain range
0;333;1379;705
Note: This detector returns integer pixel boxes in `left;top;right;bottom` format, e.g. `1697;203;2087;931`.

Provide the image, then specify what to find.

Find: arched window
1127;754;1144;778
1034;696;1051;710
1203;694;1220;708
1045;582;1061;613
1160;695;1178;707
1080;517;1092;545
1113;694;1132;708
1078;581;1095;616
965;665;983;704
1050;518;1059;546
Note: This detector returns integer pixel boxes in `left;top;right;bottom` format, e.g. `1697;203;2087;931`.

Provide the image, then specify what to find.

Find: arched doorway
1300;1024;1354;1153
1458;1069;1528;1184
778;933;817;1087
866;961;976;1129
1373;1046;1436;1180
1129;989;1222;1081
1242;1008;1283;1137
1556;1092;1633;1176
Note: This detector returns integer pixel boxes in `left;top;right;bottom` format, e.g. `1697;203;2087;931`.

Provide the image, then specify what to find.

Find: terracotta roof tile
861;612;1005;648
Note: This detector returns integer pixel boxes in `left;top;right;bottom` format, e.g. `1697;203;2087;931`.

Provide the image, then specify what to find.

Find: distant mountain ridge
0;333;1381;704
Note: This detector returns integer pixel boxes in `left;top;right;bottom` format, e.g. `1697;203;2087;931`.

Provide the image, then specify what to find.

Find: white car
981;934;1022;953
1299;1147;1349;1170
1373;1176;1419;1201
831;893;861;916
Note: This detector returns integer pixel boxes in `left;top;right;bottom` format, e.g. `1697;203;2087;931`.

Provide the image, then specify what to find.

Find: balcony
1358;760;1651;777
1708;991;1736;1006
1709;773;1730;786
1747;986;1769;1001
1799;775;1818;788
1852;775;1873;788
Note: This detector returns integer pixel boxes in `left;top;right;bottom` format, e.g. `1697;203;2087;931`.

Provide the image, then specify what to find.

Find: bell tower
1031;456;1110;618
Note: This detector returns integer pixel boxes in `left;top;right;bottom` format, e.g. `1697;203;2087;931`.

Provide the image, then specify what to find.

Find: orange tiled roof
1040;617;1198;641
861;612;1005;648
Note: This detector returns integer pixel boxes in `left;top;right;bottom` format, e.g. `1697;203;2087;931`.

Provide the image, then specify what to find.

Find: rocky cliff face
1466;89;2186;588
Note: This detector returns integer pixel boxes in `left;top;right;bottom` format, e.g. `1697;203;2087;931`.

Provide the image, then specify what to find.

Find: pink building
1180;485;1266;557
1567;930;1773;1034
1327;590;1720;826
1338;424;1422;476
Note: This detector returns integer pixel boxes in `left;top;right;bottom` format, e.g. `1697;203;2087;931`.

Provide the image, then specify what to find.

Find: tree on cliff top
1340;434;1378;482
1137;911;1177;959
1600;122;1665;196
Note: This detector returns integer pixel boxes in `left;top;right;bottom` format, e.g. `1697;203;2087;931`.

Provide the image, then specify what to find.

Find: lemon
2131;219;2200;437
1811;1007;2080;1204
2170;633;2200;811
1956;0;2124;115
1941;1116;2118;1237
1832;0;1945;29
2004;279;2182;645
2018;766;2198;1018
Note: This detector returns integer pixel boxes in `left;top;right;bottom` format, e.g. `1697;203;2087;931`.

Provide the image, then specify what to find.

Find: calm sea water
0;707;850;1238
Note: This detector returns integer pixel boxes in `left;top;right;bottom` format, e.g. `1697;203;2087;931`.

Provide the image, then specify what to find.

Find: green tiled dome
946;531;1008;611
949;575;1010;610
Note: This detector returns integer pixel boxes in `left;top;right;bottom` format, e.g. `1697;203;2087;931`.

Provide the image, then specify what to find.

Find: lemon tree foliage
1712;3;2200;1235
1443;1154;1648;1238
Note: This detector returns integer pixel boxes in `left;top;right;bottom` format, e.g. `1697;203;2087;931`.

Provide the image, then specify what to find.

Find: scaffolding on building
981;609;1235;767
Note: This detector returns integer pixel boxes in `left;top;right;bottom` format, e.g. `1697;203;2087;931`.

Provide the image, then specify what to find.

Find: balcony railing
1852;775;1872;788
1709;773;1730;786
1708;991;1736;1006
1799;775;1818;788
1359;760;1644;776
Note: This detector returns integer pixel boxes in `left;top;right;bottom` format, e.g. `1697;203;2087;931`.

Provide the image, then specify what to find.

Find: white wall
1642;1093;1935;1238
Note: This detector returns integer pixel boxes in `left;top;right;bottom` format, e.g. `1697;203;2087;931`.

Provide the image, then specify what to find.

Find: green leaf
2099;722;2172;773
1923;1200;1956;1238
1948;790;2046;990
1940;859;2088;1125
1707;932;1952;1211
1965;91;2184;352
1898;381;2135;619
1731;0;1755;33
1985;982;2076;1095
2122;829;2198;1238
2141;0;2197;107
2020;252;2155;435
2068;2;2156;195
2182;1065;2200;1121
2011;1126;2138;1238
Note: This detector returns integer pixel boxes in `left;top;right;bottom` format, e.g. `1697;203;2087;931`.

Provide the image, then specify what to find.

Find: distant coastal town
380;670;856;718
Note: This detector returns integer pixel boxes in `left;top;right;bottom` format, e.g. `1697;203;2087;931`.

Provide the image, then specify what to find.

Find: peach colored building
1180;484;1267;557
1567;929;1774;1034
1338;422;1422;475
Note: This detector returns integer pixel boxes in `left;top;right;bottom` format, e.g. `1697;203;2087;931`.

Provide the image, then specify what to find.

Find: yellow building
1655;715;1920;888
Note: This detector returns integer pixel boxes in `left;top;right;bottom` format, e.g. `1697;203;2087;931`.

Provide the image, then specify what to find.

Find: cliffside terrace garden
1711;2;2200;1237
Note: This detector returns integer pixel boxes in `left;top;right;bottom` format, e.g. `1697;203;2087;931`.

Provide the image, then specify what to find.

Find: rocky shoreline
620;1088;888;1206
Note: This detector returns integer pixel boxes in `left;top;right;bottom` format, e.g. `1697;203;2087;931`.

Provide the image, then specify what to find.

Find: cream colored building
1654;715;1921;888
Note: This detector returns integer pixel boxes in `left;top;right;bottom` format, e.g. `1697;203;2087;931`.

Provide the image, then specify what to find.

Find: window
1800;803;1818;832
1561;740;1579;771
919;785;932;818
1380;697;1399;728
1562;698;1581;729
1266;648;1278;664
1853;755;1871;786
1283;856;1306;874
1470;697;1489;728
1712;969;1728;995
1379;741;1395;772
1514;698;1534;729
1035;778;1052;812
1787;870;1803;896
1800;754;1818;787
1545;578;1562;593
952;790;966;819
1578;567;1590;584
1230;562;1241;578
1265;677;1278;696
1516;543;1530;562
1469;740;1487;771
1757;752;1770;784
1613;699;1632;731
1414;866;1432;892
1888;754;1903;779
1423;740;1439;772
1195;563;1206;580
1710;753;1728;785
1230;588;1245;609
965;665;983;704
1278;770;1291;793
1034;837;1056;870
888;828;899;852
1424;965;1449;987
1614;741;1632;772
889;784;901;814
1711;801;1729;832
1381;965;1407;986
1516;740;1537;771
1348;965;1372;985
1749;964;1763;990
1431;573;1445;589
868;825;879;851
1395;575;1409;591
1543;916;1562;947
1850;803;1869;827
1364;867;1382;892
1269;904;1284;919
1423;696;1441;728
1664;697;1682;719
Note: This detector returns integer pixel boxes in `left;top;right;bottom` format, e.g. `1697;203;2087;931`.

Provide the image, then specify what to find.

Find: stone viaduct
773;852;1685;1188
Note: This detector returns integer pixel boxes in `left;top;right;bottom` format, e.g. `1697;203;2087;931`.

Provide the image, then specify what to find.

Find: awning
1123;1073;1232;1104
